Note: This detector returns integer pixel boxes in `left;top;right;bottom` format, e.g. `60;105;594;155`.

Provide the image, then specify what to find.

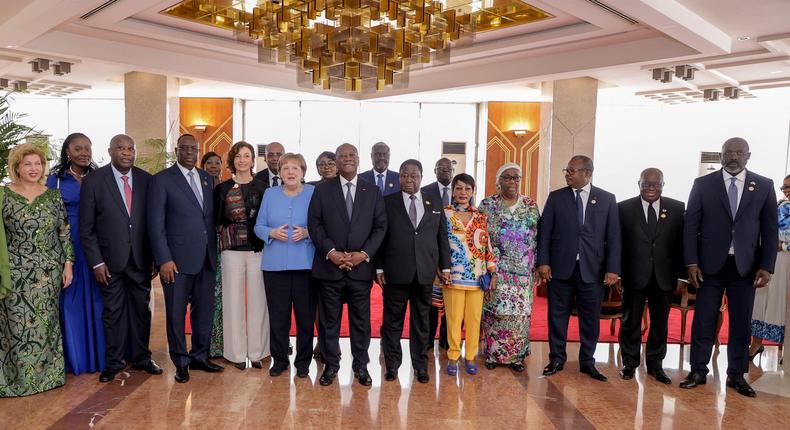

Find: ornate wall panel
179;97;234;179
486;102;541;199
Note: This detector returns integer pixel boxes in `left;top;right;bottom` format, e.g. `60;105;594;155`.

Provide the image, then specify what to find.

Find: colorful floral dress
444;204;497;290
0;188;74;397
479;194;540;364
751;198;790;343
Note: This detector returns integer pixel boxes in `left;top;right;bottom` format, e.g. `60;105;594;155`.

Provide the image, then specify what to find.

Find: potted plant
0;92;40;182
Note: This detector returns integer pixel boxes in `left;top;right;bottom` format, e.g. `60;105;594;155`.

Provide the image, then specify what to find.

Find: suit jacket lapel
332;177;350;224
654;198;666;238
415;192;435;231
351;180;371;224
171;165;203;211
735;172;756;221
636;198;650;239
103;167;130;219
199;170;212;212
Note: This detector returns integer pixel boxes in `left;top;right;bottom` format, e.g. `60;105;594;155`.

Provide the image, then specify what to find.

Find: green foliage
0;92;40;182
135;138;175;174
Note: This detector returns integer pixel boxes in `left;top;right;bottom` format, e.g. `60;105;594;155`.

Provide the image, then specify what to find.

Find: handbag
479;272;493;292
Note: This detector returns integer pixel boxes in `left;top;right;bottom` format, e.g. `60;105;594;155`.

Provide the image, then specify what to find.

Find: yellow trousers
442;287;484;361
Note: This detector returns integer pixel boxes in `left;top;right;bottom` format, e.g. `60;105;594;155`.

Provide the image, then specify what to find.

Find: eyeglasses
317;161;336;168
723;150;748;157
562;167;588;175
639;181;664;190
781;185;790;190
500;175;522;182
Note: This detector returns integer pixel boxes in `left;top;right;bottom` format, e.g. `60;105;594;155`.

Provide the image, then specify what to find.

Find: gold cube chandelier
162;1;553;92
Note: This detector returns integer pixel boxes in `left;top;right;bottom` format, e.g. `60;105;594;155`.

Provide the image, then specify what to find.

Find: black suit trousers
319;278;372;371
380;277;432;371
263;270;316;371
690;256;756;376
162;257;215;367
101;260;152;371
547;262;604;366
618;274;674;368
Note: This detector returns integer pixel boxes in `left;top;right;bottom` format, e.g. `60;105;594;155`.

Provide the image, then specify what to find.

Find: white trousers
221;250;270;362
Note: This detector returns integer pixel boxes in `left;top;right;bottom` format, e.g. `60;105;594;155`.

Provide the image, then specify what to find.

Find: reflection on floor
1;288;788;430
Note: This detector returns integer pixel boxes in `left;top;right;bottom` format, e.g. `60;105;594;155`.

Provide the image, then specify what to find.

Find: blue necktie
728;177;738;218
376;173;385;194
575;189;584;226
188;171;203;209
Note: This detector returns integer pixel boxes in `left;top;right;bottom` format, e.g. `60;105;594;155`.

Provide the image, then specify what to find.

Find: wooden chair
571;281;624;336
671;281;696;344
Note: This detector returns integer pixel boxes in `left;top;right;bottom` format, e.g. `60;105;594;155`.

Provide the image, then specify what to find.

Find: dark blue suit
359;169;400;196
537;185;621;366
684;169;777;376
148;164;217;367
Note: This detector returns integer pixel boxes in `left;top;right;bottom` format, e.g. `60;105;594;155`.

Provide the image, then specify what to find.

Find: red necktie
121;175;132;214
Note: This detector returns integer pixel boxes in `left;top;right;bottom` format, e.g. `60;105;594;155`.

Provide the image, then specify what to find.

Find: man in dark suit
253;141;284;187
618;168;685;384
377;159;451;384
421;157;454;350
681;137;777;397
359;142;400;196
308;143;387;387
537;155;621;381
80;134;162;383
148;134;223;383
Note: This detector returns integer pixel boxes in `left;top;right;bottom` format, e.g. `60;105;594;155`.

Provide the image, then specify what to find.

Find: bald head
721;137;750;174
108;134;136;174
336;143;359;180
371;141;390;172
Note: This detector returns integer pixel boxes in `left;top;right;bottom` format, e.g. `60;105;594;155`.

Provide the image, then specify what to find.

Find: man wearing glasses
537;155;621;381
681;137;777;397
617;168;685;384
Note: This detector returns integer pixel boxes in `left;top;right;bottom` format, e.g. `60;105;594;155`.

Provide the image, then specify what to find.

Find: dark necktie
272;175;280;187
442;186;450;207
575;189;584;226
647;202;657;237
376;173;385;194
345;182;354;220
408;195;418;228
728;177;738;218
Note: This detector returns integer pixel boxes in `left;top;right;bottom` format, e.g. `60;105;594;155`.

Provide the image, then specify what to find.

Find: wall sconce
513;129;529;138
193;124;208;132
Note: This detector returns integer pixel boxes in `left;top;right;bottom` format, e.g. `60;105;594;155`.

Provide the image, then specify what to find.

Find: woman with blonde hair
0;143;74;396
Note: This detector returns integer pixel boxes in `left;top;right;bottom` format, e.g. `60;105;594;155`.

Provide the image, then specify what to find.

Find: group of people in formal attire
0;133;786;400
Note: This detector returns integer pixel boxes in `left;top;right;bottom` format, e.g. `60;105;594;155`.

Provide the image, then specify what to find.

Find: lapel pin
749;181;756;191
590;199;597;205
748;186;755;191
203;180;208;187
388;183;393;188
426;200;431;206
660;213;667;219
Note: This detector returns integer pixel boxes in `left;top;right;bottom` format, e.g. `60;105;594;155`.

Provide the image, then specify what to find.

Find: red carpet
192;286;735;344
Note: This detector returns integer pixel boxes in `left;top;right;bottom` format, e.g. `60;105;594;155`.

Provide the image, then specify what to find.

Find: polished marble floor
1;288;788;430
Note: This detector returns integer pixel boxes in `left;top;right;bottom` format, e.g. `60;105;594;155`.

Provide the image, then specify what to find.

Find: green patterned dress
0;188;74;397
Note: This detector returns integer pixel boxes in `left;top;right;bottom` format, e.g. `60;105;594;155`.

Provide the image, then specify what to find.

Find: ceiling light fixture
737;36;751;41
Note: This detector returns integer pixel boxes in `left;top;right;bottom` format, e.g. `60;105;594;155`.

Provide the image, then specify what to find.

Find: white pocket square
432;210;441;214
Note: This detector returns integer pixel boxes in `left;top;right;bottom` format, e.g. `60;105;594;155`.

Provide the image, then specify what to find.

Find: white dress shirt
402;191;425;226
339;174;358;201
176;162;203;202
641;197;661;222
575;182;592;221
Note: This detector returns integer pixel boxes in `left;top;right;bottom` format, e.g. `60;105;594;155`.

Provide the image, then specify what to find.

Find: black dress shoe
647;367;672;384
726;376;757;397
132;360;163;375
542;361;564;376
619;365;636;380
679;372;707;389
384;369;397;381
99;368;120;383
175;366;190;383
355;368;373;386
296;368;309;378
234;362;247;370
269;365;288;377
250;360;263;369
580;365;607;381
509;362;525;373
415;369;430;384
189;359;224;373
319;368;338;386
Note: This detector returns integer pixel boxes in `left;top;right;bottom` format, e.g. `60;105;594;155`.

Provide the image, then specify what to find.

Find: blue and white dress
751;198;790;343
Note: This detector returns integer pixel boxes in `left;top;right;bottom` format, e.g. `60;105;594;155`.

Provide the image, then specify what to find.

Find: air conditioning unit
699;151;720;177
